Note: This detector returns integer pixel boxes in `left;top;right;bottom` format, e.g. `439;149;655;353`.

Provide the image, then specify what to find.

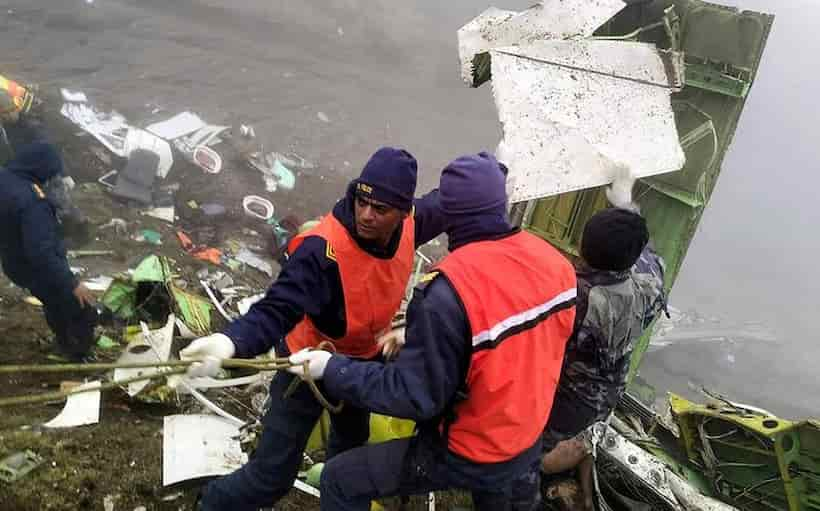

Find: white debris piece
113;315;175;396
598;422;681;507
162;414;247;486
125;128;174;178
60;89;88;103
491;40;685;201
457;0;626;86
146;112;205;140
83;276;114;292
667;469;739;511
242;195;275;221
235;248;275;277
142;205;175;223
237;293;265;316
61;102;129;157
43;381;101;428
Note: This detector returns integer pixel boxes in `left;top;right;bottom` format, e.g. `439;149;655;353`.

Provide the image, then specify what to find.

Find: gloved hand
287;349;332;380
377;327;406;360
605;161;638;211
179;333;236;378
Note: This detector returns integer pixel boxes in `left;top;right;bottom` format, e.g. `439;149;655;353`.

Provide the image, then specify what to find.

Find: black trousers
200;370;370;510
319;434;541;511
29;281;95;360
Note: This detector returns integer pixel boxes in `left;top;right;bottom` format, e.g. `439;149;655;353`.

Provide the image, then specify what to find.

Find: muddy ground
0;92;348;510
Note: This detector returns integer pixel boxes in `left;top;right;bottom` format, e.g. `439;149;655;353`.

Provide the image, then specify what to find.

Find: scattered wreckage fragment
43;380;102;429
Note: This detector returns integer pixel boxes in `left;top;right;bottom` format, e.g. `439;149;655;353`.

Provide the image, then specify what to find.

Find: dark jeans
28;281;96;360
200;370;370;510
319;434;541;511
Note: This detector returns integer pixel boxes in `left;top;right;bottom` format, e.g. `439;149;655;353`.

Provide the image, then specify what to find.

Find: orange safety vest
286;213;415;359
436;231;577;463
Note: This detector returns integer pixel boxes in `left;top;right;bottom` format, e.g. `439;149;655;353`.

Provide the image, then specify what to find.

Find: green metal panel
670;394;820;510
524;0;774;378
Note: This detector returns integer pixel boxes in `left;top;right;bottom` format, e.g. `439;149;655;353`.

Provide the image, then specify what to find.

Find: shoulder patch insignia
420;271;439;283
32;183;46;199
325;242;337;262
415;271;440;292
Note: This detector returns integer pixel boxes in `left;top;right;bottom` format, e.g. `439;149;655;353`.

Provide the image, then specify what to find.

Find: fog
1;0;815;416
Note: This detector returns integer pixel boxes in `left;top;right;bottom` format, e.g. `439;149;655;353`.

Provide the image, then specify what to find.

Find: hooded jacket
0;142;75;293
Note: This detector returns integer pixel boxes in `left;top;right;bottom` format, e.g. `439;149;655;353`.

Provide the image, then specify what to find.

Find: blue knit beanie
353;147;417;212
439;152;507;216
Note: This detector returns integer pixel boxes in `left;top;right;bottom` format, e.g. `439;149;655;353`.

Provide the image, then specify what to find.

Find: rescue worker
0;142;97;361
534;168;667;510
180;147;445;511
287;152;577;511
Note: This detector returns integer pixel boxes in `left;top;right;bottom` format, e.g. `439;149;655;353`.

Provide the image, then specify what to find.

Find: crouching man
534;170;668;510
288;153;577;511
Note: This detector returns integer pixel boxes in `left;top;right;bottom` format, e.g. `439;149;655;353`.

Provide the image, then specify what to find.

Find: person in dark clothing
288;152;577;511
530;168;668;510
180;147;446;511
0;142;96;360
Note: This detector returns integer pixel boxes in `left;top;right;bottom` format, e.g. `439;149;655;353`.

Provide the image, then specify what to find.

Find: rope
0;353;342;412
282;341;344;414
0;368;187;407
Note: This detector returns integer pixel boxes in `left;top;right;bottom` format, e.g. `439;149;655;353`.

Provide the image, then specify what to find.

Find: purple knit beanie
439;152;507;216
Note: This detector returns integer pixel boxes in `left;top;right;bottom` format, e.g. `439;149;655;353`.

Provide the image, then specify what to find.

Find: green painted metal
670;394;820;510
523;0;774;380
685;61;751;98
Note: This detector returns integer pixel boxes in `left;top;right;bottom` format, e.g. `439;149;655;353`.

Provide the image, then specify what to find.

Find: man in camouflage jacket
534;174;668;509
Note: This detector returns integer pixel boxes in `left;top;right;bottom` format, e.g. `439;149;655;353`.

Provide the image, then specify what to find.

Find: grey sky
673;0;819;343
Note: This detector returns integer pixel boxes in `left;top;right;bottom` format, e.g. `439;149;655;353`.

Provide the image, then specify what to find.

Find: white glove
287;349;332;380
179;333;236;378
377;327;406;360
605;161;638;211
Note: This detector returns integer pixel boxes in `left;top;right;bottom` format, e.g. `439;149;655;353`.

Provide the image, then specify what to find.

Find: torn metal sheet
61;102;129;157
235;249;275;277
162;414;247;486
458;0;627;86
597;423;681;508
491;40;685;202
113;315;175;396
125;128;174;179
146;111;205;140
667;470;738;511
43;381;101;428
172;124;229;172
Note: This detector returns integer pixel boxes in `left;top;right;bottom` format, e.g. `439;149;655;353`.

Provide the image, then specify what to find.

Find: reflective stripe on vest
286;214;415;359
437;231;576;463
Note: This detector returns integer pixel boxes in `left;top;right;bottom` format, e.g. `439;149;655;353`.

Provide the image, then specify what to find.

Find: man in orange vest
288;153;577;510
180;147;445;511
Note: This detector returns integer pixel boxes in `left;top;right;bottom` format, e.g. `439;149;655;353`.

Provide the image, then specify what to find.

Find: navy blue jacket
322;229;540;485
0;142;75;294
224;183;445;358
